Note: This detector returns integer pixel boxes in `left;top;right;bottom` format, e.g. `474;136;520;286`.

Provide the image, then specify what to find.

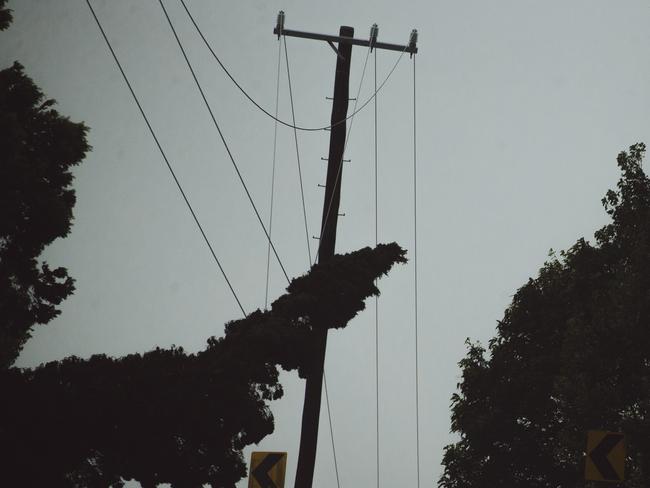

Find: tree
0;58;90;369
0;0;11;31
439;143;650;488
0;243;406;487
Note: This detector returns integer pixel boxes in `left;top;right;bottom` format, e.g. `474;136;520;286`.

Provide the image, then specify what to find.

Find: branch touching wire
179;0;406;132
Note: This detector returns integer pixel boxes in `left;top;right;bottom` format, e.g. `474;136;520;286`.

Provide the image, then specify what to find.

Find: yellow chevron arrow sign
248;452;287;488
585;431;625;482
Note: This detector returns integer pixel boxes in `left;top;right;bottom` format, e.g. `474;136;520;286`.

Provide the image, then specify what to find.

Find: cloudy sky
2;1;650;487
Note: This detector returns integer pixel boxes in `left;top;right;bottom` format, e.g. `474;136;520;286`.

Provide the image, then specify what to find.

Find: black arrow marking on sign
253;453;284;488
589;433;624;480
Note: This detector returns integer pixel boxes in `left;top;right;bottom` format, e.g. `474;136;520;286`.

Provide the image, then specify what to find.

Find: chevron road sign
248;452;287;488
585;431;625;482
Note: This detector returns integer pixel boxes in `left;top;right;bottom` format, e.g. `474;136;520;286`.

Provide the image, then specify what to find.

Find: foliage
0;243;406;487
0;0;11;31
439;143;650;488
0;61;90;369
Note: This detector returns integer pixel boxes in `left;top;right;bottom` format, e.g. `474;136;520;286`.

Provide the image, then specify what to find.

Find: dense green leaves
0;243;406;487
0;61;90;369
440;144;650;488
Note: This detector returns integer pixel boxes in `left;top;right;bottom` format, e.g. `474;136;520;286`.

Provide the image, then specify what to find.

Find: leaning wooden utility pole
273;13;418;488
294;23;353;488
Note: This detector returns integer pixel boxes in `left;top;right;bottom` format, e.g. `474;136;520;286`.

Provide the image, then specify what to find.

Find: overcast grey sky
2;1;650;487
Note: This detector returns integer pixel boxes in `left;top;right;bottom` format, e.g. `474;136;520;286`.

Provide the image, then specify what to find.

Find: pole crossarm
273;27;418;54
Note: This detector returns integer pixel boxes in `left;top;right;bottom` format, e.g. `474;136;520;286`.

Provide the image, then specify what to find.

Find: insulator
369;23;379;51
276;11;285;39
409;29;418;49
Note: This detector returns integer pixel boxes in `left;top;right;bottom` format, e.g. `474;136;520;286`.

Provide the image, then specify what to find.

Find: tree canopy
439;143;650;488
0;58;90;369
0;243;406;487
0;0;11;31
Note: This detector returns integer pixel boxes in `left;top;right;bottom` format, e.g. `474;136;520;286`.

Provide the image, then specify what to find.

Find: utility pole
274;13;417;488
294;24;353;488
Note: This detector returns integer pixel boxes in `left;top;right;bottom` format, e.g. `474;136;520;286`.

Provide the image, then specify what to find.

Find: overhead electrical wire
158;0;290;284
374;48;380;488
413;54;421;488
179;0;406;132
283;37;312;265
323;373;342;488
264;38;283;310
85;0;246;317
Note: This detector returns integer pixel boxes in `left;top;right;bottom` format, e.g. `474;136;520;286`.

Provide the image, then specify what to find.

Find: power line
85;0;246;317
412;54;421;488
374;47;380;488
323;373;342;488
179;0;406;132
158;0;290;284
283;37;312;265
264;38;282;310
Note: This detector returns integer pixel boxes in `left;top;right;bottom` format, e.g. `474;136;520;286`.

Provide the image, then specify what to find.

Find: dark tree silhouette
439;144;650;488
0;59;89;369
0;0;11;31
0;243;406;487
